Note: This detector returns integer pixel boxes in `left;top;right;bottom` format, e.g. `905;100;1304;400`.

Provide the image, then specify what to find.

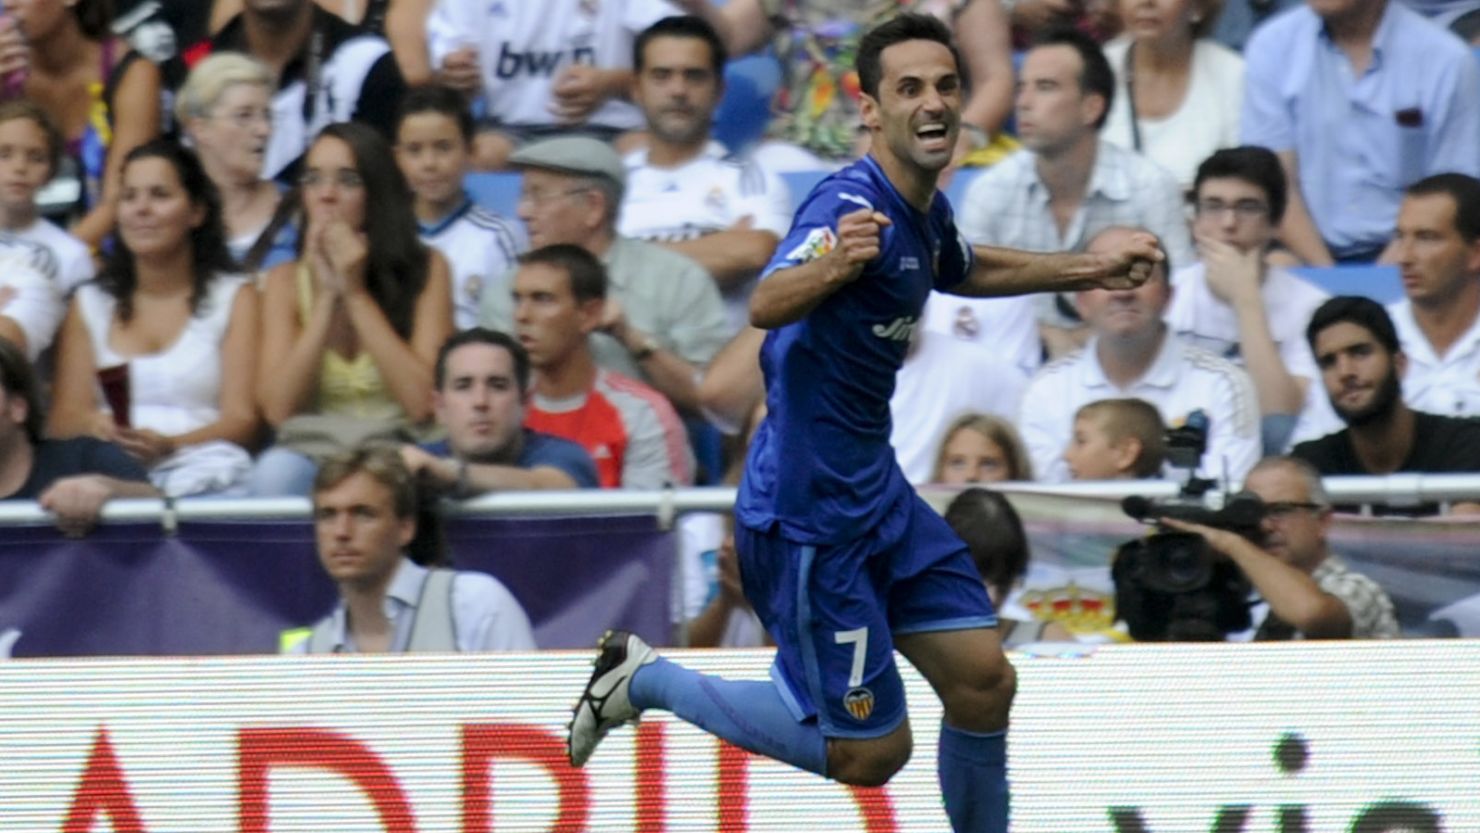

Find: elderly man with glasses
1163;147;1336;453
1166;455;1400;640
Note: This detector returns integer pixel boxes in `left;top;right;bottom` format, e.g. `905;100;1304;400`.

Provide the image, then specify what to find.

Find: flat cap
508;136;625;189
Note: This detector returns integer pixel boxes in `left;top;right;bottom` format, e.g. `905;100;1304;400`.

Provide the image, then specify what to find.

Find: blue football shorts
734;493;998;739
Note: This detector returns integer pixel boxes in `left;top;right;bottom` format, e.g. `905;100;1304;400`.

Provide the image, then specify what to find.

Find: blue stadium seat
714;53;782;155
464;171;523;218
780;170;829;212
944;167;983;207
1291;264;1402;304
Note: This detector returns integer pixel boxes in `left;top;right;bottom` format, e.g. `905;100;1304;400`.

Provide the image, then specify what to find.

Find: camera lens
1150;534;1213;593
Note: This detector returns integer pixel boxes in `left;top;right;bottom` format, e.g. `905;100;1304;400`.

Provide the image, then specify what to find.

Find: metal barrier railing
1;473;1478;527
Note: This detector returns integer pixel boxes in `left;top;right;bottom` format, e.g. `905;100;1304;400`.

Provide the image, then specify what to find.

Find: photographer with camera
1162;456;1398;640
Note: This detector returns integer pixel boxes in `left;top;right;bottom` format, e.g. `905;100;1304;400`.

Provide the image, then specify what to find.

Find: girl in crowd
931;412;1034;485
252;121;452;496
0;0;163;248
48;140;259;497
176;52;297;275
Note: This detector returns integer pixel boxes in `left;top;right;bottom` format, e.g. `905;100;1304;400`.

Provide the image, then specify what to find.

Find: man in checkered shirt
1166;456;1400;640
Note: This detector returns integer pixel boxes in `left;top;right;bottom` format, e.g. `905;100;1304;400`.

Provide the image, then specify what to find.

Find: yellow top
295;263;403;421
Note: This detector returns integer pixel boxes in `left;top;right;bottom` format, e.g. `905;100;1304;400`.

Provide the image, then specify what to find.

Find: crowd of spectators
0;0;1477;650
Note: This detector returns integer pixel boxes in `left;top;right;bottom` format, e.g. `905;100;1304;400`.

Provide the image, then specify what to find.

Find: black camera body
1110;410;1267;641
1113;493;1265;641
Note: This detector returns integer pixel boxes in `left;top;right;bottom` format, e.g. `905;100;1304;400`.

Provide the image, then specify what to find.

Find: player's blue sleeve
761;179;885;280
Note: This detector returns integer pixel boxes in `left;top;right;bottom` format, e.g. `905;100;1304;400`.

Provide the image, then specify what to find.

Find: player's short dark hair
1406;173;1480;244
396;84;475;144
635;15;728;76
433;328;531;393
0;336;42;444
1032;27;1115;130
518;244;608;304
856;12;962;100
1305;295;1401;356
943;488;1029;605
1192;146;1288;226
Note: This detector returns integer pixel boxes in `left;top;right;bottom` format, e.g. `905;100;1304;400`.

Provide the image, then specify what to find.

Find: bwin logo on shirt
495;43;596;78
872;316;917;342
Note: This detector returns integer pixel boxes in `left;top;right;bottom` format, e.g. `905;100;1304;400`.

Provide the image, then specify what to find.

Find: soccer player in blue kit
568;13;1161;831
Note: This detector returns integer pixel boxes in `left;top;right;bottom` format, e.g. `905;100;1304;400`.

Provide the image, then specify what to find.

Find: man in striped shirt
512;245;693;489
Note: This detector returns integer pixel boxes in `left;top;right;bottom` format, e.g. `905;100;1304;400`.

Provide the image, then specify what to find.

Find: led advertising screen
2;642;1474;832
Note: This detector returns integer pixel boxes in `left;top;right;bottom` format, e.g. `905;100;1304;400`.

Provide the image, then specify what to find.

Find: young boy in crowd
394;84;523;330
0;101;95;361
1063;398;1168;481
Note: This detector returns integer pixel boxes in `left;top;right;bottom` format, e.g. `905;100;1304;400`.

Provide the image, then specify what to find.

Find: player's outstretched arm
750;209;890;329
951;234;1163;297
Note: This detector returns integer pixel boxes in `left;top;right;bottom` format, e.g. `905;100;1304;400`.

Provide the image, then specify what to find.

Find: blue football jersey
736;156;974;544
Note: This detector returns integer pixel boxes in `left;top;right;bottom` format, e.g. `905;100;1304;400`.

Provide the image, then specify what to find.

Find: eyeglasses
298;170;365;190
1196;199;1269;219
517;187;592;208
1263;501;1325;520
212;107;273;129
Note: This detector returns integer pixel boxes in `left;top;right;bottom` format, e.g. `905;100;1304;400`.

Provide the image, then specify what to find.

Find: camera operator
1164;456;1399;640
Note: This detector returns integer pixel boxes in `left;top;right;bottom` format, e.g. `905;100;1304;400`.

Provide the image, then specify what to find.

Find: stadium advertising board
1;642;1474;832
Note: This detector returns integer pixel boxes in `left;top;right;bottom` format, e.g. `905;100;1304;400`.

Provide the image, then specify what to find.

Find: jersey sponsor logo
898;256;919;270
871;315;918;342
784;227;836;264
495;42;596;79
842;687;875;721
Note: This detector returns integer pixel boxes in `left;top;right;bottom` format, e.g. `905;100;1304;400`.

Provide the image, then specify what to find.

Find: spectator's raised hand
320;220;370;297
0;16;28;83
305;220;346;299
1197;235;1264;308
437;46;482;94
550;65;614;123
599;295;630;342
113;427;175;466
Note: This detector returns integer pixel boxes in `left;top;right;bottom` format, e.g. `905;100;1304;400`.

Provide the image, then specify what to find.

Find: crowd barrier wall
2;642;1476;832
2;476;1480;656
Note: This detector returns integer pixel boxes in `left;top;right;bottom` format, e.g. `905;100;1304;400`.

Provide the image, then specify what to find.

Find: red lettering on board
460;724;589;833
62;727;150;833
635;722;666;833
237;727;417;833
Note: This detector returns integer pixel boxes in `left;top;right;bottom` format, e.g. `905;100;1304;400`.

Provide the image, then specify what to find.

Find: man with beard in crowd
1293;296;1480;515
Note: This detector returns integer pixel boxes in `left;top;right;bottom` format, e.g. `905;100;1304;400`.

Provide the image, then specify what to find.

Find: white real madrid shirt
1388;297;1480;417
1019;331;1262;483
619;142;791;331
426;0;679;131
419;200;525;330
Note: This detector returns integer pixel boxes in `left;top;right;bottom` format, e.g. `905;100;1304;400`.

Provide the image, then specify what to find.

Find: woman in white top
48;140;260;497
177;53;296;275
1101;0;1244;188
